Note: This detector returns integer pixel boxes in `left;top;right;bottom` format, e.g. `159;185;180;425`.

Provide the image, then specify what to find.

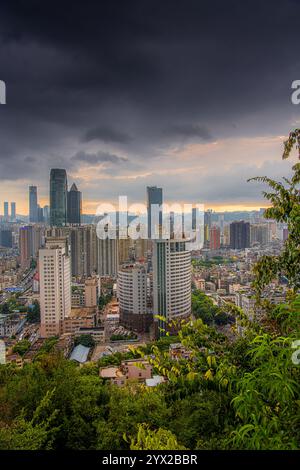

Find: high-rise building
147;186;163;239
46;225;97;277
118;263;152;332
19;225;44;269
97;236;119;277
37;205;44;223
19;226;33;269
84;276;101;308
10;202;16;222
50;169;68;227
204;209;212;247
39;237;71;338
209;226;221;250
250;224;270;246
32;225;44;256
0;229;13;248
192;207;197;231
67;183;82;225
133;238;149;262
153;239;191;334
118;237;133;265
170;211;175;239
70;226;97;277
43;205;50;224
230;221;250;249
29;186;38;223
3;202;9;222
222;225;230;246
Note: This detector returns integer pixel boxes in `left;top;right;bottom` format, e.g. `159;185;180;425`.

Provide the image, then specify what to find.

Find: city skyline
0;169;274;218
0;196;272;217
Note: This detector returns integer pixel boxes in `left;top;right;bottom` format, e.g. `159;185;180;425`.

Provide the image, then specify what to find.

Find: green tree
27;301;40;323
12;340;31;357
75;334;95;348
248;131;300;296
95;385;170;450
129;424;187;450
0;390;59;450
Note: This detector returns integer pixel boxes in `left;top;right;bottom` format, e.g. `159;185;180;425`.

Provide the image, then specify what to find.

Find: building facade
50;169;68;227
153;239;191;333
230;221;250;249
39;238;71;337
84;276;101;307
29;186;38;223
67;183;82;225
10;202;16;222
147;186;163;239
209;226;221;250
118;263;152;331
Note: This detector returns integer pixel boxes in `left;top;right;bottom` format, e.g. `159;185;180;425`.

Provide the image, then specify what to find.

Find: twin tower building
50;168;82;226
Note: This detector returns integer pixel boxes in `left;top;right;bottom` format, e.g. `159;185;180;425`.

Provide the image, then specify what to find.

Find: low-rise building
100;366;126;387
99;358;156;387
62;307;97;335
169;343;193;361
76;326;105;343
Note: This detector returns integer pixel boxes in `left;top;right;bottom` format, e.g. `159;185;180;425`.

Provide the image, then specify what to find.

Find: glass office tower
50;169;68;227
146;186;163;239
67;183;81;225
29;186;38;222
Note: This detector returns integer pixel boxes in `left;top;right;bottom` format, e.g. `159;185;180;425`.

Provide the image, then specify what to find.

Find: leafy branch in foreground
128;424;187;450
247;132;300;296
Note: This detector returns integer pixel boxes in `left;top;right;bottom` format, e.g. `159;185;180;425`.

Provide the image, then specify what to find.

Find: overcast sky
0;0;300;214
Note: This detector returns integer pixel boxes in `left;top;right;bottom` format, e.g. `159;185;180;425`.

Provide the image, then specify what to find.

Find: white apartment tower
118;263;152;331
153;239;191;329
118;264;147;316
39;237;71;338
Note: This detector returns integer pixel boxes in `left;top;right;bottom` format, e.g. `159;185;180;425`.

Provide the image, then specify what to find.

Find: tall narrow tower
153;239;191;335
29;186;38;223
67;183;82;225
146;186;163;239
50;169;68;227
39;237;71;337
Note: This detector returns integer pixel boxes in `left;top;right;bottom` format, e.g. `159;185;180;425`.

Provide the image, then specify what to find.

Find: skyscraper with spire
67;183;82;225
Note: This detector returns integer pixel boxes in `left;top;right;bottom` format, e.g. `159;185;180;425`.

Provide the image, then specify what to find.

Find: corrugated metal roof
69;344;90;363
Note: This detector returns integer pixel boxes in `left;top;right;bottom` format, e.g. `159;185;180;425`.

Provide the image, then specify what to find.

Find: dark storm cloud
2;0;299;123
0;0;300;204
163;124;213;142
24;156;36;164
71;150;128;166
82;127;132;144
